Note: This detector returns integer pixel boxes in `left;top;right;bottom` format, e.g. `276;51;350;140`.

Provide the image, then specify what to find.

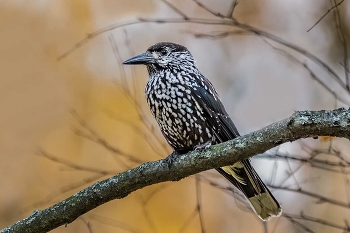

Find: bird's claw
164;151;179;169
194;140;212;151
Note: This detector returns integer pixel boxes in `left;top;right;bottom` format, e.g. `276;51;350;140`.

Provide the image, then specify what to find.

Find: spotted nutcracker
123;42;281;221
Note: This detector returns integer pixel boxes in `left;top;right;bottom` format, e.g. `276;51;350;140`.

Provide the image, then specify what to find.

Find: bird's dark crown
147;42;188;53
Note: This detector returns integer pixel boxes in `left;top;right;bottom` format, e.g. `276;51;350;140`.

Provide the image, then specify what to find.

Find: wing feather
189;74;262;189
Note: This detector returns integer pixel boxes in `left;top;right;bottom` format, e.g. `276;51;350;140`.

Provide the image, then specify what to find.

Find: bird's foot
164;151;180;169
194;140;212;151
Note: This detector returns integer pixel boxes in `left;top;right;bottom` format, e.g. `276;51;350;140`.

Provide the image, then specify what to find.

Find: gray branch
1;108;350;233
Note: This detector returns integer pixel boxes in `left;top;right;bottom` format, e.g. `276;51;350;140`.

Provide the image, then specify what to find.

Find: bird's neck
147;64;200;78
145;65;203;98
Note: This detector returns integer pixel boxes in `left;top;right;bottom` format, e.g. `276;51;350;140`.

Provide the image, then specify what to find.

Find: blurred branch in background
331;0;349;90
58;0;350;103
307;0;345;32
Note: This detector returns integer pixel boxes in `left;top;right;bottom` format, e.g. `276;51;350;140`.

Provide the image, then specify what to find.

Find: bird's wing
189;73;240;141
186;74;281;221
189;73;266;194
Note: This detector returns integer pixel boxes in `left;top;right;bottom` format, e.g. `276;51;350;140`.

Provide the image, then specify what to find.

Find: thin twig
332;0;349;90
257;153;350;169
285;156;301;189
307;0;345;32
123;29;138;100
259;37;350;106
283;214;316;233
108;33;127;88
79;217;94;233
22;173;105;213
38;150;117;175
86;214;144;233
103;109;169;157
192;0;231;19
179;208;198;233
196;175;206;233
284;212;350;232
161;0;188;19
226;0;238;18
263;221;268;233
269;185;350;209
71;110;145;164
137;193;159;233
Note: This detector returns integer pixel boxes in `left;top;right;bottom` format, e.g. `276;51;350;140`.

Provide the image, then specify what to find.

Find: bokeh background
1;1;350;232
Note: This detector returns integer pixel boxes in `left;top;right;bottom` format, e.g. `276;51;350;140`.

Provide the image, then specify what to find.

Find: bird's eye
160;50;168;56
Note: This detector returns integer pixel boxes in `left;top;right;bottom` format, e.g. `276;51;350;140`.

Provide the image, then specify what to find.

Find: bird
123;42;282;221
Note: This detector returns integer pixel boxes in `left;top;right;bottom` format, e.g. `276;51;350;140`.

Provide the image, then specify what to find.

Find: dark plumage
123;42;282;221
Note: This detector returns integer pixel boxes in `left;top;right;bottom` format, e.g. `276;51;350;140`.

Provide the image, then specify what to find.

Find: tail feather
216;160;282;221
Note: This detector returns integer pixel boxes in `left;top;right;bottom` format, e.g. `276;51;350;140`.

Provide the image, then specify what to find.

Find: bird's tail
216;160;282;221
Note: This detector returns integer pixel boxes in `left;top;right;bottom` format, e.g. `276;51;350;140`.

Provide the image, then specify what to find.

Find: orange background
0;1;349;232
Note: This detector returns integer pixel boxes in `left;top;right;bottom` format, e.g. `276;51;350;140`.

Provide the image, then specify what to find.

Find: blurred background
0;0;350;232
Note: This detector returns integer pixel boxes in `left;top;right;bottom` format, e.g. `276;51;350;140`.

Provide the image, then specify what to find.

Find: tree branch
1;108;350;233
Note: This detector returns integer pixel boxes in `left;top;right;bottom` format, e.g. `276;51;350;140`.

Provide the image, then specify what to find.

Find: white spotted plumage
125;42;281;221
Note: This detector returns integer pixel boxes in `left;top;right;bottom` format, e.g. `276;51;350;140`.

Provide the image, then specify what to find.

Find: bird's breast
145;73;212;150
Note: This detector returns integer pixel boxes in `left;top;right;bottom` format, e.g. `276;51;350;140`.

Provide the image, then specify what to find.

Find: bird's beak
122;52;155;65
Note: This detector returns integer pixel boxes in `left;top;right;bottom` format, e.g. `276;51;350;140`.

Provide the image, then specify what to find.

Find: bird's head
123;42;196;73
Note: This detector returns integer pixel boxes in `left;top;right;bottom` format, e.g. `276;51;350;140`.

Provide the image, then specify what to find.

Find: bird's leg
164;150;180;168
194;139;212;151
